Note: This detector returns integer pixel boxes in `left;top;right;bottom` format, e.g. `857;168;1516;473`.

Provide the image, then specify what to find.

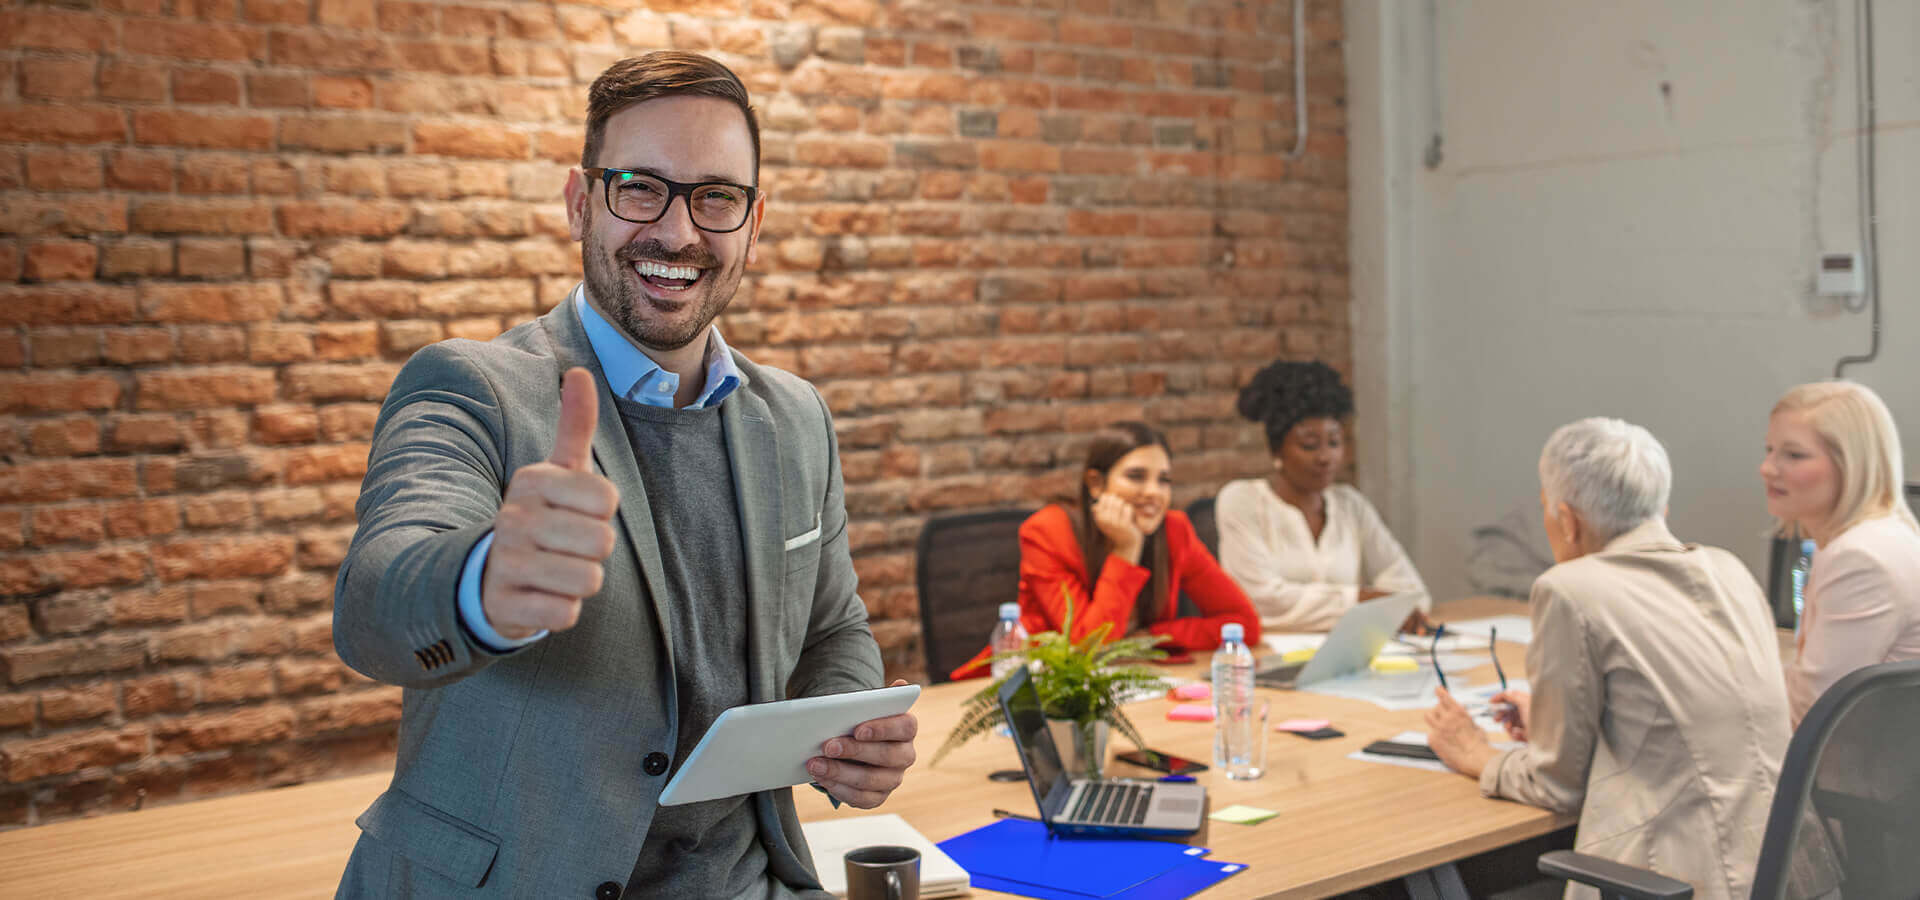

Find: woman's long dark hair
1068;421;1173;633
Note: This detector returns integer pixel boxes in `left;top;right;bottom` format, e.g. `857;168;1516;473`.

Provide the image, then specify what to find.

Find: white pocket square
783;513;822;551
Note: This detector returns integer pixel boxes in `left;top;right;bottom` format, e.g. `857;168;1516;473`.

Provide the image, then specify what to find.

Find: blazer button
595;880;621;900
643;752;669;776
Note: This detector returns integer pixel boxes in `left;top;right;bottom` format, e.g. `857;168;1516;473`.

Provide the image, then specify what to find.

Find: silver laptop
997;667;1206;837
1256;593;1420;688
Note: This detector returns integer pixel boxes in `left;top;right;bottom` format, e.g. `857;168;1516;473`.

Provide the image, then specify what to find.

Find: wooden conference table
0;599;1575;899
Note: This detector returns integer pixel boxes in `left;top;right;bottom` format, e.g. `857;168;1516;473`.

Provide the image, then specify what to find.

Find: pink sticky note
1169;683;1212;701
1167;703;1214;722
1275;718;1330;733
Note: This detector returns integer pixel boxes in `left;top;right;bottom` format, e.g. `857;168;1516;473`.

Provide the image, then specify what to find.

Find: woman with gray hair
1425;418;1791;900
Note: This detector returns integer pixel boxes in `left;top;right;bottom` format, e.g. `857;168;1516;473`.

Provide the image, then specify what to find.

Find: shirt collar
572;284;741;410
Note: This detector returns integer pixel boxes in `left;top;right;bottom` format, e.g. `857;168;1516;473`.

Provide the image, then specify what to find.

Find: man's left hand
807;679;919;808
1423;686;1499;779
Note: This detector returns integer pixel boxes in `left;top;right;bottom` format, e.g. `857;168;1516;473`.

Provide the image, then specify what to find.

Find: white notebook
802;814;971;898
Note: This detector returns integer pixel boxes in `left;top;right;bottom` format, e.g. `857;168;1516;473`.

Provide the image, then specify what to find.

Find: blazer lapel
538;300;679;685
720;374;785;704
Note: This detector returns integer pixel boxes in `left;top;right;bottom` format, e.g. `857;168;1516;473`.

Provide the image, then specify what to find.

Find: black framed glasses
1431;624;1507;697
584;167;758;233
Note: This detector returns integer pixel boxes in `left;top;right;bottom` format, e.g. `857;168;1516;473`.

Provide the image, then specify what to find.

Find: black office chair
1539;658;1920;899
915;508;1033;684
1184;496;1219;557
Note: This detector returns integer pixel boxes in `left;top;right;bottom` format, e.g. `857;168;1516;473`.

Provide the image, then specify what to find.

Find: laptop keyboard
1067;782;1154;825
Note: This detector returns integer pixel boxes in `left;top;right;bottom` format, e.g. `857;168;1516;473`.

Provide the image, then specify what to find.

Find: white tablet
658;684;922;807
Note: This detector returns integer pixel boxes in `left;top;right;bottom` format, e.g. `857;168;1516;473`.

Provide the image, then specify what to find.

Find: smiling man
332;53;914;899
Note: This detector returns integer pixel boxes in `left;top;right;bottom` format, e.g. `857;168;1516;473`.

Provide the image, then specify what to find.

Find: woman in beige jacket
1763;381;1920;724
1426;418;1791;900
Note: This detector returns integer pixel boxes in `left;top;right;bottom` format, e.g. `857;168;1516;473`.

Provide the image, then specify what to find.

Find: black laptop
996;667;1206;837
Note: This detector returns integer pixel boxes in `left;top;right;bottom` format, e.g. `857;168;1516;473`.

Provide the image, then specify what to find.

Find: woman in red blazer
954;422;1260;679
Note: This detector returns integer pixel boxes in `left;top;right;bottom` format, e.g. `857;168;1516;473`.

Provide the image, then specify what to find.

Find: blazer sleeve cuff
1479;746;1516;798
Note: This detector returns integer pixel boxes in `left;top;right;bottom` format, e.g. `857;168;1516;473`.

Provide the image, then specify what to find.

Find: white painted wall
1348;0;1919;601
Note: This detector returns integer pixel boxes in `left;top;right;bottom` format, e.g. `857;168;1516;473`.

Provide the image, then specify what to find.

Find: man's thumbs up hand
481;368;621;638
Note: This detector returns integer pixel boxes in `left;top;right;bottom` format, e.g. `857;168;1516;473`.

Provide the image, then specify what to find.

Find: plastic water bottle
989;603;1028;681
1212;623;1257;777
989;603;1028;737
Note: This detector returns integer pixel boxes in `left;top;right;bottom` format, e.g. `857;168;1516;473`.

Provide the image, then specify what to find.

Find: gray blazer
332;300;882;898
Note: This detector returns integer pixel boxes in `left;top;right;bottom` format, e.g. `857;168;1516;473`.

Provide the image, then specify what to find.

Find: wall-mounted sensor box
1818;252;1864;297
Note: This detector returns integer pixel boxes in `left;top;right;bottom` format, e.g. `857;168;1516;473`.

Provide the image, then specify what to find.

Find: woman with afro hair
1216;360;1431;632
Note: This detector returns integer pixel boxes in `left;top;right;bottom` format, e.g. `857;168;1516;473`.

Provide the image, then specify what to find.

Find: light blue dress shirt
456;285;743;652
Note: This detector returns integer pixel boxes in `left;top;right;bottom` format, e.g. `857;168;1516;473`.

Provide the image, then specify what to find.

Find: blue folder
972;857;1247;900
936;819;1248;899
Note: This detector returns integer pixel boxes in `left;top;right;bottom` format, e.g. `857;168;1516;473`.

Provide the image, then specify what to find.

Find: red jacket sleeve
1018;505;1148;644
1146;511;1262;651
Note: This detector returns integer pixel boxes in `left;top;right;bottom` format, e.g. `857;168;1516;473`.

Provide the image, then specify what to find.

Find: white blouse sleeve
1217;482;1359;632
1350;491;1431;612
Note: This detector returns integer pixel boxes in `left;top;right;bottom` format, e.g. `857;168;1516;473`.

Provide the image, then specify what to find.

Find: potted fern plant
932;592;1169;780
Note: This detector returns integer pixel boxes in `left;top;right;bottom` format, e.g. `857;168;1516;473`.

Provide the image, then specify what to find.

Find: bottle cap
998;602;1020;621
1220;623;1244;643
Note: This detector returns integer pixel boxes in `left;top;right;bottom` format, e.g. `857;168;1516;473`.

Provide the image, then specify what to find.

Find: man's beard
581;234;734;353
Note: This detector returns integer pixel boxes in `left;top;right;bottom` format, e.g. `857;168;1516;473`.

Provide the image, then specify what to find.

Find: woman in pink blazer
1762;380;1920;724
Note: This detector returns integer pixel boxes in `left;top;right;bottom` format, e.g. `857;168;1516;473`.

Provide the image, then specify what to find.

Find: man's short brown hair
581;51;760;178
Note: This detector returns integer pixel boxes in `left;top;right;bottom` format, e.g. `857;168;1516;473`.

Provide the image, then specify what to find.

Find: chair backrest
1751;658;1920;900
1185;496;1219;557
915;508;1034;684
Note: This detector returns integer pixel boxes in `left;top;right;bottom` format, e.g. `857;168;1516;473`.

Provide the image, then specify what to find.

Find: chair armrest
1538;851;1694;900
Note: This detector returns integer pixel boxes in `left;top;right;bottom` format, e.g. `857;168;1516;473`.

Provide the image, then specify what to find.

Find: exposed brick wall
0;0;1349;827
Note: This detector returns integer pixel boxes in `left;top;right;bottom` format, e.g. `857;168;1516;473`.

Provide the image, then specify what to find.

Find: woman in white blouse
1762;380;1920;724
1216;360;1431;632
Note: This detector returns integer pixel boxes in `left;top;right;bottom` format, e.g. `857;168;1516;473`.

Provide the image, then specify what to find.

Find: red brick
0;517;22;555
413;122;530;160
251;70;313;108
176;327;249;364
0;460;138;505
3;10;116;52
109;587;188;628
257;488;325;523
0;694;32;730
312;322;379;359
310;76;373;109
183;493;253;529
134;368;278;410
19;58;97;101
122;21;266;62
152;706;294;754
201;662;275;704
101;327;174;365
275;202;409;238
99;62;170;103
38;682;117;724
177;154;250;195
314;0;375;28
795;137;890;169
274;656;355;695
444;317;505;342
0;636;146;685
263;574;334;613
0;104;128;145
417;279;534;316
283;444;370;485
971;11;1055;42
139;283;283;323
131;200;276;236
173;68;242;104
979;141;1060;173
0;727;148;782
101;500;181;539
2;197;128;237
104;150;174;192
317;404;379;441
0;374;121;414
27;417;103;456
176;239;247;278
295;688;401;735
280;363;396;403
191;409;250;449
252;405;320;445
133;110;274;150
279;115;406;153
108;414;188;456
152;537;295;582
295;525;352;567
30;506;107;547
24;241;99;281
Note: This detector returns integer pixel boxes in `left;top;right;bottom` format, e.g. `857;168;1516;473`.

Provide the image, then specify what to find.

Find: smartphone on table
1113;748;1209;775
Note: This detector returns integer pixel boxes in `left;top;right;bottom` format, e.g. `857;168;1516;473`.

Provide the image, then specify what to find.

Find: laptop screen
998;668;1072;814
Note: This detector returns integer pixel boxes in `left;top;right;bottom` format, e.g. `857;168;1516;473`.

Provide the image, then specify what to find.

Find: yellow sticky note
1369;656;1418;674
1209;804;1278;825
1281;648;1316;664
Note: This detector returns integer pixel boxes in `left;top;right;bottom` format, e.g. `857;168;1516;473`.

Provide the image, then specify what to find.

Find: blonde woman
1761;381;1920;724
